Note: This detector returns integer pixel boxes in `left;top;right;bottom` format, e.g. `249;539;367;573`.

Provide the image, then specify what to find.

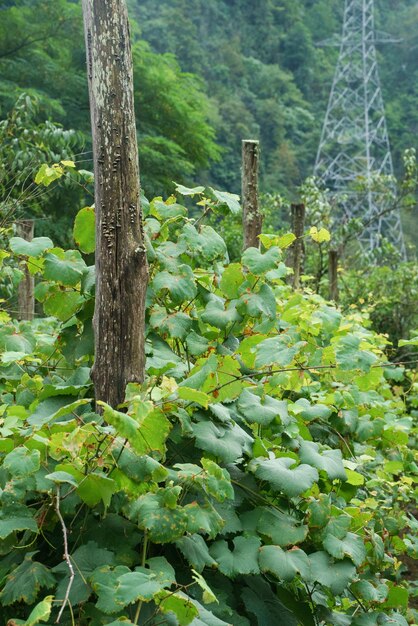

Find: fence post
17;219;35;321
242;140;262;250
328;249;339;302
287;203;306;289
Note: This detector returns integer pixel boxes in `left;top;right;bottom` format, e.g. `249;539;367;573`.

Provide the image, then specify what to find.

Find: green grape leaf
237;388;289;426
0;553;55;605
176;535;217;572
175;183;205;196
25;595;54;625
43;289;83;321
201;298;242;330
241;578;298;626
99;402;170;457
91;565;130;614
77;472;116;508
250;457;318;497
174;458;234;502
293;398;332;421
309;551;356;594
130;490;188;543
334;334;378;372
210;536;261;577
156;591;199;625
255;336;306;368
298;441;347;481
241;507;308;547
238;283;276;319
3;446;40;477
192;419;253;463
115;570;164;606
180;224;227;261
34;163;64;186
209;188;241;214
73;206;95;254
28;397;91;428
220;263;245;299
178;387;211;408
323;531;366;566
43;250;86;286
259;546;311;582
53;541;115;606
350;580;388;603
192;570;218;605
185;331;209;356
10;236;53;257
153;265;197;303
150;307;193;339
242;246;281;274
0;515;38;540
45;471;80;488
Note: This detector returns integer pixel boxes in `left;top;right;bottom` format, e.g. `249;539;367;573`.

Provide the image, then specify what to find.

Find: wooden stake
287;203;305;289
82;0;148;407
242;140;262;250
328;250;339;302
17;219;35;321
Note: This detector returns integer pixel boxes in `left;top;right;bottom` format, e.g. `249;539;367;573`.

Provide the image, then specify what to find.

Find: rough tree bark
287;203;306;290
242;140;262;250
82;0;148;407
17;219;35;321
328;250;339;303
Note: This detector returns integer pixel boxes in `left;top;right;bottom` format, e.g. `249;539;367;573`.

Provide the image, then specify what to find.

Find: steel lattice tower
314;0;405;255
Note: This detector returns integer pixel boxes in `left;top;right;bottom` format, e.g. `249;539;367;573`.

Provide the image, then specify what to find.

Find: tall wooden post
328;250;339;302
242;140;262;250
287;203;306;289
17;219;35;321
82;0;148;407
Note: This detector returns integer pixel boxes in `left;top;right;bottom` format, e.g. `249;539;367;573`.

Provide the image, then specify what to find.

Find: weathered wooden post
17;219;35;320
242;140;262;250
287;203;306;289
328;250;339;302
82;0;148;407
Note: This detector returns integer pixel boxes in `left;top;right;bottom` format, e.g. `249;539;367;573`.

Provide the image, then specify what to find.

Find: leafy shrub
340;263;418;351
0;186;416;625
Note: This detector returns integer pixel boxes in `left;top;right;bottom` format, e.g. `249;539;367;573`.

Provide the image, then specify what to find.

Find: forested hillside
133;0;418;194
1;0;417;200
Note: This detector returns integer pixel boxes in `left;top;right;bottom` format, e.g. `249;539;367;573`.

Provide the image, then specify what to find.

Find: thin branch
209;359;418;395
55;486;75;624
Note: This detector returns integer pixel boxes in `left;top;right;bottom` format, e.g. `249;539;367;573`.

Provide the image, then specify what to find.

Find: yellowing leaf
310;226;331;243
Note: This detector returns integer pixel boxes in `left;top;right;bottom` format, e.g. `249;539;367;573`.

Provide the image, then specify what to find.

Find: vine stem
55;486;75;624
134;532;149;625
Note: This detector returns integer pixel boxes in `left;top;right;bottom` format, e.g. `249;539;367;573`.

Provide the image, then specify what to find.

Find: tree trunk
287;203;305;289
82;0;148;407
242;140;262;250
17;219;35;321
328;250;339;303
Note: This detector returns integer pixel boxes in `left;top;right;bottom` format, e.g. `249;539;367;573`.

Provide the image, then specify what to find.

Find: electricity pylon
314;0;405;256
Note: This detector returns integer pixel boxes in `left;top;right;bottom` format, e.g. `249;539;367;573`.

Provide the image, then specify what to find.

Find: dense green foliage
0;0;218;196
0;176;416;625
